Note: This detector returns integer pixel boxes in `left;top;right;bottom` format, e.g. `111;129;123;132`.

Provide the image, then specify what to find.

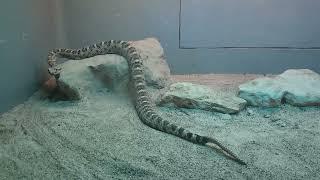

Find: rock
130;38;171;89
263;114;271;118
51;80;81;101
87;58;130;92
238;69;320;107
40;76;80;101
87;37;171;90
247;109;254;116
158;82;247;114
46;38;171;100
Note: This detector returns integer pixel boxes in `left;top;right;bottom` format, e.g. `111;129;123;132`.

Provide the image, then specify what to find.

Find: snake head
48;66;62;79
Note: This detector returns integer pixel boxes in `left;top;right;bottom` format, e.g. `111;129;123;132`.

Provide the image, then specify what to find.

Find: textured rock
87;37;171;90
87;57;130;92
45;37;171;100
238;69;320;107
130;38;171;89
40;76;80;101
158;82;247;114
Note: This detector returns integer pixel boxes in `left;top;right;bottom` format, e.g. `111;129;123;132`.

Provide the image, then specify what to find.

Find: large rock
87;37;172;90
238;69;320;107
158;82;247;114
44;38;171;100
130;38;171;89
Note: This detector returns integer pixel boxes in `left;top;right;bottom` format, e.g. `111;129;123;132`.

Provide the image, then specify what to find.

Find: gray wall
0;0;61;113
181;0;320;48
62;0;320;74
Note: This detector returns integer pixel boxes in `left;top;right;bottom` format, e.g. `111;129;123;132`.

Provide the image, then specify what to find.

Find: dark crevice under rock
47;81;80;101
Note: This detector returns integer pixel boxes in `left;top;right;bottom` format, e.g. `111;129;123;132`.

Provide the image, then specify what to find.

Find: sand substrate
0;74;319;179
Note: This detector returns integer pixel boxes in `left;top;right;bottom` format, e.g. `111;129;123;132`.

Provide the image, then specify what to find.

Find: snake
47;40;246;165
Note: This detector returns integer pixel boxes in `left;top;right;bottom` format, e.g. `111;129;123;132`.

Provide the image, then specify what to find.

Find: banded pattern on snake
47;40;246;165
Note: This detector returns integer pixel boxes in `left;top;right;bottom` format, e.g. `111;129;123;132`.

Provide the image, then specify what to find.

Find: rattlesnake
47;40;246;165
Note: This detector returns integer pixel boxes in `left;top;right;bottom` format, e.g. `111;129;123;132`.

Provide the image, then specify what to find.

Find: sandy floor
0;74;319;179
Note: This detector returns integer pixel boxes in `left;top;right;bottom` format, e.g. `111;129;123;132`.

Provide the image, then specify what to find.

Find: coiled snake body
47;40;246;165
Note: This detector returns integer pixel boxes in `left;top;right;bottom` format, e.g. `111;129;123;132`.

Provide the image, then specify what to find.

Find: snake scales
47;40;246;165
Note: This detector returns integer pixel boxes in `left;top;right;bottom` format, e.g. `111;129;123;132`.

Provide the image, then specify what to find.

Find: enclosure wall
0;0;64;113
62;0;320;74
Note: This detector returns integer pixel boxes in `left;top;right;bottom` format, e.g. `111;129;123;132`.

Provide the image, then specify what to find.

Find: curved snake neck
47;40;246;165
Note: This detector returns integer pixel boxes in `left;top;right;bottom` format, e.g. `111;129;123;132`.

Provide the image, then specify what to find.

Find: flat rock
238;69;320;107
158;82;247;114
49;37;171;100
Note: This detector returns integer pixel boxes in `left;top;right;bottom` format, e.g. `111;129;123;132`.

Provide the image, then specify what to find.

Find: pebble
247;109;254;116
264;114;271;118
